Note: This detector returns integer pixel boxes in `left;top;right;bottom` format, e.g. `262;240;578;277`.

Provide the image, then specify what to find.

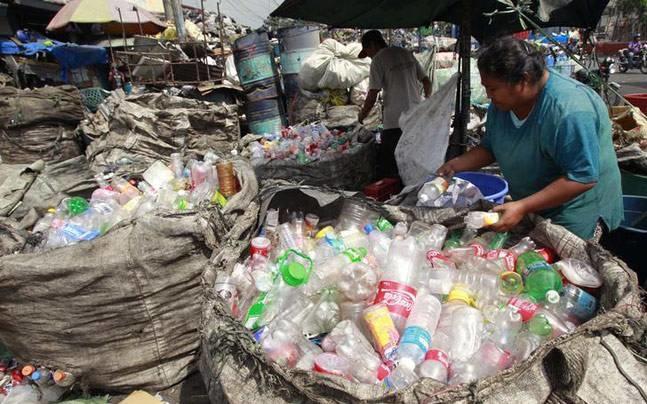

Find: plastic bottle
313;353;351;378
487;306;523;351
417;332;451;383
32;209;56;234
111;177;141;205
364;224;392;268
436;285;484;362
325;320;390;384
143;160;175;191
516;251;563;301
464;211;500;229
53;369;75;387
373;223;420;331
395;294;442;372
408;222;448;252
417;177;449;205
278;222;301;251
453;269;500;306
169;152;185;179
508;237;537;258
307;247;366;295
302;288;341;338
65;196;89;216
363;303;400;363
337;261;378;302
557;284;598;324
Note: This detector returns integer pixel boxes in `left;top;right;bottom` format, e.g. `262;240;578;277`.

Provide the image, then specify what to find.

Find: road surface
610;71;647;95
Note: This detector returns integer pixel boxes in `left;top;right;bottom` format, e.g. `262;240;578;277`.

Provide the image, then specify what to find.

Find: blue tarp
0;38;108;82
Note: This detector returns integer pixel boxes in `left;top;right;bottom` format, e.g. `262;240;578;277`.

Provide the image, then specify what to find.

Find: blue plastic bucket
455;171;509;204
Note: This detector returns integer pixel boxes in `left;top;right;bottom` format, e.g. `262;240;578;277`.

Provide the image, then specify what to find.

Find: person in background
627;34;642;68
357;30;431;179
437;36;623;240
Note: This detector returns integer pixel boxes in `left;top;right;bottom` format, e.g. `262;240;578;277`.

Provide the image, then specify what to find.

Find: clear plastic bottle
408;222;448;252
508;237;537;258
396;294;442;367
436;285;484;362
374;224;420;331
556;284;598;325
464;211;500;229
364;224;392;268
337;262;378;302
32;209;56;234
417;177;449;205
302;288;341;338
306;247;367;295
417;332;451;383
487;306;523;351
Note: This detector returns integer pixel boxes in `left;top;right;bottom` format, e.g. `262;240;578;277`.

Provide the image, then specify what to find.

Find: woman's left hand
490;201;528;232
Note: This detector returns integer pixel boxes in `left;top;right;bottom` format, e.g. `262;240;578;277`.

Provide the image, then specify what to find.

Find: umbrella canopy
271;0;610;41
47;0;166;35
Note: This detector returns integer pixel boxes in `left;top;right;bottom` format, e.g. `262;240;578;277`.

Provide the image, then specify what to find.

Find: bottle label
363;305;400;361
485;249;515;271
425;250;451;267
400;326;431;354
62;224;100;242
572;288;598;320
424;349;449;370
374;280;417;318
508;296;539;322
469;243;486;257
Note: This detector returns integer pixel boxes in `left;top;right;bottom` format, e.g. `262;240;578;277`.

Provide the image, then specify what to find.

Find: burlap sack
0;160;258;391
200;184;646;404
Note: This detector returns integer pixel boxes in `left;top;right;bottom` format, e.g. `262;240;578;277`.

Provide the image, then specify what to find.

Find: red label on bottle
486;249;516;271
426;250;451;267
535;248;557;263
469;243;486;256
507;296;539;322
374;281;417;318
424;349;449;369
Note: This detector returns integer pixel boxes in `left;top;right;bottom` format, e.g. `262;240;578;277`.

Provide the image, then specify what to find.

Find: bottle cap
281;261;308;286
545;290;560;304
21;365;35;376
499;271;523;295
30;370;41;381
528;314;553;337
447;285;475;306
376;364;391;381
363;224;374;234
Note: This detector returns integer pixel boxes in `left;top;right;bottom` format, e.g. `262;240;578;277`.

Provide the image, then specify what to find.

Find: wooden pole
446;0;471;160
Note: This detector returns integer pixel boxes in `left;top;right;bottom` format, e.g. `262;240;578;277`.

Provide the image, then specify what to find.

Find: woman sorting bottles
437;37;623;240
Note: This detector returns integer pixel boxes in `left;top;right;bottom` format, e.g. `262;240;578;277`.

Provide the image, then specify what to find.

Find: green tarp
271;0;610;41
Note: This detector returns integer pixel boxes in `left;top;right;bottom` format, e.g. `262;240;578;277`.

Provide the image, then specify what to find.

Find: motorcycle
617;43;647;73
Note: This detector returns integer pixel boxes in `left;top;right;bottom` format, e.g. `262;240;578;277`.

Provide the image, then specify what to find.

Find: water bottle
516;251;563;301
453;269;499;307
278;222;301;251
32;209;56;234
396;294;442;371
313;353;351;379
306;247;367;295
302;288;341;338
436;285;484;362
337;261;378;302
326;320;390;384
464;211;500;229
451;339;511;384
417;177;449;205
557;284;598;324
487;306;522;351
364;224;392;268
417;332;451;383
508;237;536;257
373;224;420;331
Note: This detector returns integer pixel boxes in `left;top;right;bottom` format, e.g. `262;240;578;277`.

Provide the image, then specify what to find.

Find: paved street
610;71;647;95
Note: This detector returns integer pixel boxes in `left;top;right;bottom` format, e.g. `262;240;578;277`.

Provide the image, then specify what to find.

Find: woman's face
480;73;526;112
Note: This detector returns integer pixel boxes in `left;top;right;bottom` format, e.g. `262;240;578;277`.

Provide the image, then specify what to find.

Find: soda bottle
364;224;392;268
395;294;442;370
516;251;563;301
306;247;367;295
408;222;447;252
417;177;449;205
373;225;420;331
487;306;522;351
442;230;462;249
417;332;451;383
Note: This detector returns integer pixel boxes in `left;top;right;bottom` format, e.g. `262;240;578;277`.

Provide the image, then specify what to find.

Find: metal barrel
246;98;287;135
233;31;281;93
278;26;320;100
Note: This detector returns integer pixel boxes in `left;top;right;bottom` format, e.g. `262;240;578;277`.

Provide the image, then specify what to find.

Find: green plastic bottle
516;251;563;301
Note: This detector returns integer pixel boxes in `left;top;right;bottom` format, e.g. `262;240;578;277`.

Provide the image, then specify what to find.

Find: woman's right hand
436;160;458;178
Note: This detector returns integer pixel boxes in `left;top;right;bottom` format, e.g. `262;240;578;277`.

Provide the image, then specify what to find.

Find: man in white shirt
358;30;431;179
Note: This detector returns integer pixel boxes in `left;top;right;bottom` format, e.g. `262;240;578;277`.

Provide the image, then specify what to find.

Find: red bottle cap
11;369;23;382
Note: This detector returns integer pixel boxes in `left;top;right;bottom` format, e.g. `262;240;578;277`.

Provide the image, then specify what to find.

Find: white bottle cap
398;357;416;371
545;290;560;304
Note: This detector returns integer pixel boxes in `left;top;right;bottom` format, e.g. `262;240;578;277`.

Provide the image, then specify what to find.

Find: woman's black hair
477;36;546;84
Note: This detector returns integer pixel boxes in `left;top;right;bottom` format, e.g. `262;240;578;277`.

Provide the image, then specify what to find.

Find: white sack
299;39;371;91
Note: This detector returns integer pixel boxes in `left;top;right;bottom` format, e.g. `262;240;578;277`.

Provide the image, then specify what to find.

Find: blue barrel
601;195;647;285
247;98;286;135
233;31;280;92
455;171;509;204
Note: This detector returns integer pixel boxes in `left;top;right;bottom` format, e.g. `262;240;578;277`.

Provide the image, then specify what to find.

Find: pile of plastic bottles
0;358;76;403
32;152;239;251
248;123;357;165
219;200;602;389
